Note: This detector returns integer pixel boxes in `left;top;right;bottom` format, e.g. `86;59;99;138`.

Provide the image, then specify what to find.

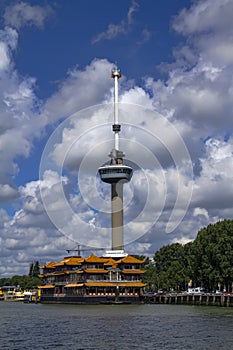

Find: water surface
1;302;232;349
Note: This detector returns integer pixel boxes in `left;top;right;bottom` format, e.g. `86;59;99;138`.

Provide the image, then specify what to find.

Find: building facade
39;254;146;303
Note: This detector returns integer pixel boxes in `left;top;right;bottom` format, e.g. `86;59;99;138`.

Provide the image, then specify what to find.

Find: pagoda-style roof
104;258;118;266
41;254;145;270
84;253;108;264
40;261;56;269
53;256;84;267
116;255;145;264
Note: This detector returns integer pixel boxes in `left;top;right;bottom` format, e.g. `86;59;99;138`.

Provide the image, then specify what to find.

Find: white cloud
173;0;233;35
0;184;18;203
92;0;138;43
0;27;18;72
172;0;233;65
192;137;233;211
0;26;44;196
44;59;113;121
4;2;53;29
193;207;209;220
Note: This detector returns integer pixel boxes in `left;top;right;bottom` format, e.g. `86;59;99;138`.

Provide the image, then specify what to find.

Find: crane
66;244;104;256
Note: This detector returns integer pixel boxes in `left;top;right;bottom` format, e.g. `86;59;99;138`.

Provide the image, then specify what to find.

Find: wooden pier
143;293;233;307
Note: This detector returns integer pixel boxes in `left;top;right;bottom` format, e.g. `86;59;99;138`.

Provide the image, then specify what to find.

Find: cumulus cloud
44;59;114;121
172;0;233;65
0;25;47;204
192;137;233;211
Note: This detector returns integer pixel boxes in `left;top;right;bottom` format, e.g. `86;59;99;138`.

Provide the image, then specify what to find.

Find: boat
23;290;40;303
5;288;25;301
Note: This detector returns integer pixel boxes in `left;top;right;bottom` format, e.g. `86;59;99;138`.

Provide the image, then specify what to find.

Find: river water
0;302;232;350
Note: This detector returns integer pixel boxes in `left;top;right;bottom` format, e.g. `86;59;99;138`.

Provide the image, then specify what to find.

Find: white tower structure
98;68;133;257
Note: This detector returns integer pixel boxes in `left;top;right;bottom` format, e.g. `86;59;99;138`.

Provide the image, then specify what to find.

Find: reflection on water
1;302;233;350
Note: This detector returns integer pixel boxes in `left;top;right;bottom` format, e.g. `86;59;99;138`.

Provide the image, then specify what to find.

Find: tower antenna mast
112;68;121;151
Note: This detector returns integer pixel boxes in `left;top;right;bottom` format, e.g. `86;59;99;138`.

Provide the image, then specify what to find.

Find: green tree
191;220;233;291
153;243;187;291
29;261;40;278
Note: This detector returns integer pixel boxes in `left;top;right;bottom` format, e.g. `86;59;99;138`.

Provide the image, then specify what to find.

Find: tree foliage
145;219;233;292
0;275;42;289
0;260;42;289
28;261;40;278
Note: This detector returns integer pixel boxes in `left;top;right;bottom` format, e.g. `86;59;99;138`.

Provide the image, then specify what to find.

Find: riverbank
143;292;233;307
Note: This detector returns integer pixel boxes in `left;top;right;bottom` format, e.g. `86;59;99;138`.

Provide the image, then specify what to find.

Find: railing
85;279;140;282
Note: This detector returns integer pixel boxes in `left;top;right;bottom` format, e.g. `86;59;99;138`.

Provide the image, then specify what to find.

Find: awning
85;282;147;287
121;270;145;274
117;282;147;287
84;269;108;274
38;285;55;289
64;283;84;288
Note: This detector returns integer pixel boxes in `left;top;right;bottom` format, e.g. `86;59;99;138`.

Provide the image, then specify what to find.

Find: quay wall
143;293;233;307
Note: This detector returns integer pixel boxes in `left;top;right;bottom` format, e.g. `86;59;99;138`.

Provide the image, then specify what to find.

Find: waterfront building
39;254;146;303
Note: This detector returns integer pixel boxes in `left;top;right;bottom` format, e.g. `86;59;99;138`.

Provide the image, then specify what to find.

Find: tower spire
111;68;121;151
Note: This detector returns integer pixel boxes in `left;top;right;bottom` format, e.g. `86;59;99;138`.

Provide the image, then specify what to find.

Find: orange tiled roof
116;255;145;264
40;261;56;269
85;253;108;263
104;258;118;266
66;257;84;265
53;256;84;267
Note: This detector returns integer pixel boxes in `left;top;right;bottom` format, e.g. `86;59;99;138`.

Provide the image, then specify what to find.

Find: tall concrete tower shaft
98;68;133;254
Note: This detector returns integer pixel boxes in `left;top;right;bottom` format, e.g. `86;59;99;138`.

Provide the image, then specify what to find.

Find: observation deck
98;164;133;184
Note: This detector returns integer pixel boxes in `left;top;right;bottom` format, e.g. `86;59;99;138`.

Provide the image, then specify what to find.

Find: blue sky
1;0;233;276
14;0;189;98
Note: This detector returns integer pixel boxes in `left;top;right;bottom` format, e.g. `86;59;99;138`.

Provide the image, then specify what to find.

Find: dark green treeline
143;219;233;292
